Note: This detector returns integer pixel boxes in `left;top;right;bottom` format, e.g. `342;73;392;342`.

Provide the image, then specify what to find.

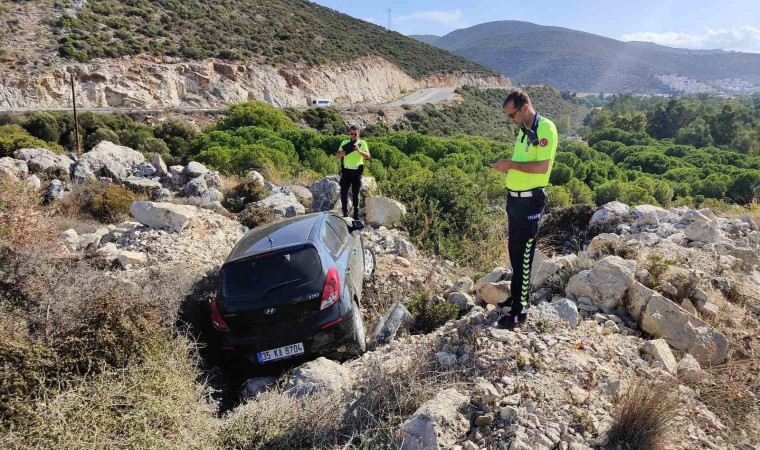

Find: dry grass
607;379;683;450
218;386;344;450
0;178;221;447
216;337;463;450
1;338;219;450
697;359;760;445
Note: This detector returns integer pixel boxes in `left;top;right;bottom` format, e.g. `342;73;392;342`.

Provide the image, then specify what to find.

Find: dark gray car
210;212;375;365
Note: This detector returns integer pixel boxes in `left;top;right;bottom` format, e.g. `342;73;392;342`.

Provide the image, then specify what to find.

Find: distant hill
0;0;495;78
414;21;760;93
409;35;441;45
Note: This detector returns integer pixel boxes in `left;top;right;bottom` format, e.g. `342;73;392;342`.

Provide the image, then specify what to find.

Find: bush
607;379;682;449
22;111;62;143
238;206;275;229
88;184;136;223
538;204;595;254
406;293;458;334
217;102;298;132
547;185;573;209
84;127;121;150
0;124;62;157
222;180;269;213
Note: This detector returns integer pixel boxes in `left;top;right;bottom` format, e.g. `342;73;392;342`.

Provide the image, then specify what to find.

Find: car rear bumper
216;305;357;364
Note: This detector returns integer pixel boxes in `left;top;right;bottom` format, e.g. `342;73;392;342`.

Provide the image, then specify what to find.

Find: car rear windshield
221;247;322;299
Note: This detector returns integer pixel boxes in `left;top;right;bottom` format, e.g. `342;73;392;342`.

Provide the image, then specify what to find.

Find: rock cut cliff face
0;55;510;109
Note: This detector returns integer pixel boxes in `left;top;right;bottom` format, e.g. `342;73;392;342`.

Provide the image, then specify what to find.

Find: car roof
225;212;325;263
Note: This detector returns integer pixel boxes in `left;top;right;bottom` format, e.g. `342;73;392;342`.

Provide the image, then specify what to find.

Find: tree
675;118;713;148
709;104;741;147
555;114;570;135
550;162;573;185
217;101;298;132
23;112;61;144
566;178;595;204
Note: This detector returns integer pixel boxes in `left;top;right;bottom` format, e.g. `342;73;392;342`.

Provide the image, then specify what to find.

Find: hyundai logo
265;308;277;315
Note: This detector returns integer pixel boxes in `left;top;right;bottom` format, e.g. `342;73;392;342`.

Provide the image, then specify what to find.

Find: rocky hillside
0;1;508;109
1;139;757;448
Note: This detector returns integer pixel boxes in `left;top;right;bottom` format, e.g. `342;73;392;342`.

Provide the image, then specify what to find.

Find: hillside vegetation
0;0;493;78
395;85;588;140
2;93;759;265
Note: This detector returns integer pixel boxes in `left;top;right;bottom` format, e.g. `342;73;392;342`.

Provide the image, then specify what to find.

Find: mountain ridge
415;20;760;94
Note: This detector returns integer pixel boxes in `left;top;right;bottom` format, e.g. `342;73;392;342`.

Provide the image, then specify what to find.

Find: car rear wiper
263;278;302;297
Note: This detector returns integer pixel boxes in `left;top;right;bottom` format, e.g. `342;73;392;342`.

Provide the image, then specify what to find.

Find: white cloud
621;26;760;53
396;9;466;28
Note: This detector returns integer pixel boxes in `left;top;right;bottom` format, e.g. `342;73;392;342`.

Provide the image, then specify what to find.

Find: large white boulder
284;357;355;398
0;157;29;179
632;204;677;223
15;148;74;179
130;201;196;233
642;339;678;374
589;201;630;226
565;256;636;312
365;196;407;227
685;220;724;243
641;294;728;366
400;389;470;450
310;175;340;212
72;141;145;183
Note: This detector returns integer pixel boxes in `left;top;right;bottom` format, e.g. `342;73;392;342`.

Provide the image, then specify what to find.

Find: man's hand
489;159;511;173
335;150;346;159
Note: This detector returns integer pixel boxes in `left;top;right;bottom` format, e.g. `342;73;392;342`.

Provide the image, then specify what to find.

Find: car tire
345;299;366;356
362;246;376;281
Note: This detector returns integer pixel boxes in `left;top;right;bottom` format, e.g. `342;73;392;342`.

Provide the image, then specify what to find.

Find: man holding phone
335;125;371;220
490;89;558;330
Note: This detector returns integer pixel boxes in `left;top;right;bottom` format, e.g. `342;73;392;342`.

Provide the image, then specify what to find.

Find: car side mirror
348;219;365;233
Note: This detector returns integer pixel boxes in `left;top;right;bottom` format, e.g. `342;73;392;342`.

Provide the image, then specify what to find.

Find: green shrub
217;102;298;132
88;184;136;223
547;185;573;209
84;127;120;150
406;293;458;334
222;180;269;213
22;112;62;143
0;124;62;157
238;206;275;229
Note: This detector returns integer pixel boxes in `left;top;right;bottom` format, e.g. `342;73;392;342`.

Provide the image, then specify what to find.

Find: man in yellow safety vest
490;89;558;330
335;125;371;220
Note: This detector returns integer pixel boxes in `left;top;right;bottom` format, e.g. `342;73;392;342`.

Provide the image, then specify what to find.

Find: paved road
0;87;458;113
384;87;456;106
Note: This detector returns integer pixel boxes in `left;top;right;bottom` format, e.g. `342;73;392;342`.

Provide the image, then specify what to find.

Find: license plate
256;342;304;363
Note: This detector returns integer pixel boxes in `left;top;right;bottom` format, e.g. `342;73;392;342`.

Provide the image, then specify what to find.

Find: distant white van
311;98;333;107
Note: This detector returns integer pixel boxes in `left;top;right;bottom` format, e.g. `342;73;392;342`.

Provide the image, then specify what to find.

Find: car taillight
210;298;230;332
320;267;341;311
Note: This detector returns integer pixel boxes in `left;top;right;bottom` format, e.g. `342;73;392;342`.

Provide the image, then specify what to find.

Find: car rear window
221;247;322;299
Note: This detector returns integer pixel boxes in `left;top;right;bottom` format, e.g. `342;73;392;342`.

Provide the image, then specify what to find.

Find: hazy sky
312;0;760;53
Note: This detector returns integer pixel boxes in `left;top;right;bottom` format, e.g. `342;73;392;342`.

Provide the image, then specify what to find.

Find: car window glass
321;222;342;255
326;215;350;243
221;247;321;299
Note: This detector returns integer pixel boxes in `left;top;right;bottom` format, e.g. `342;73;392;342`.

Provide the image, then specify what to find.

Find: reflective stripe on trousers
506;193;547;314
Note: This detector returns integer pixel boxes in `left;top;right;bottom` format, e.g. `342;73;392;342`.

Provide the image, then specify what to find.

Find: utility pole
70;72;80;155
387;8;391;31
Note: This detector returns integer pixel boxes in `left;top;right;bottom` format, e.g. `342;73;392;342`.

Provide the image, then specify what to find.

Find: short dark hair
503;89;531;109
349;125;360;132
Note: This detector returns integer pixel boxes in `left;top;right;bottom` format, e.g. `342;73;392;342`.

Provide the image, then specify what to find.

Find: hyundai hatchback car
210;212;375;365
